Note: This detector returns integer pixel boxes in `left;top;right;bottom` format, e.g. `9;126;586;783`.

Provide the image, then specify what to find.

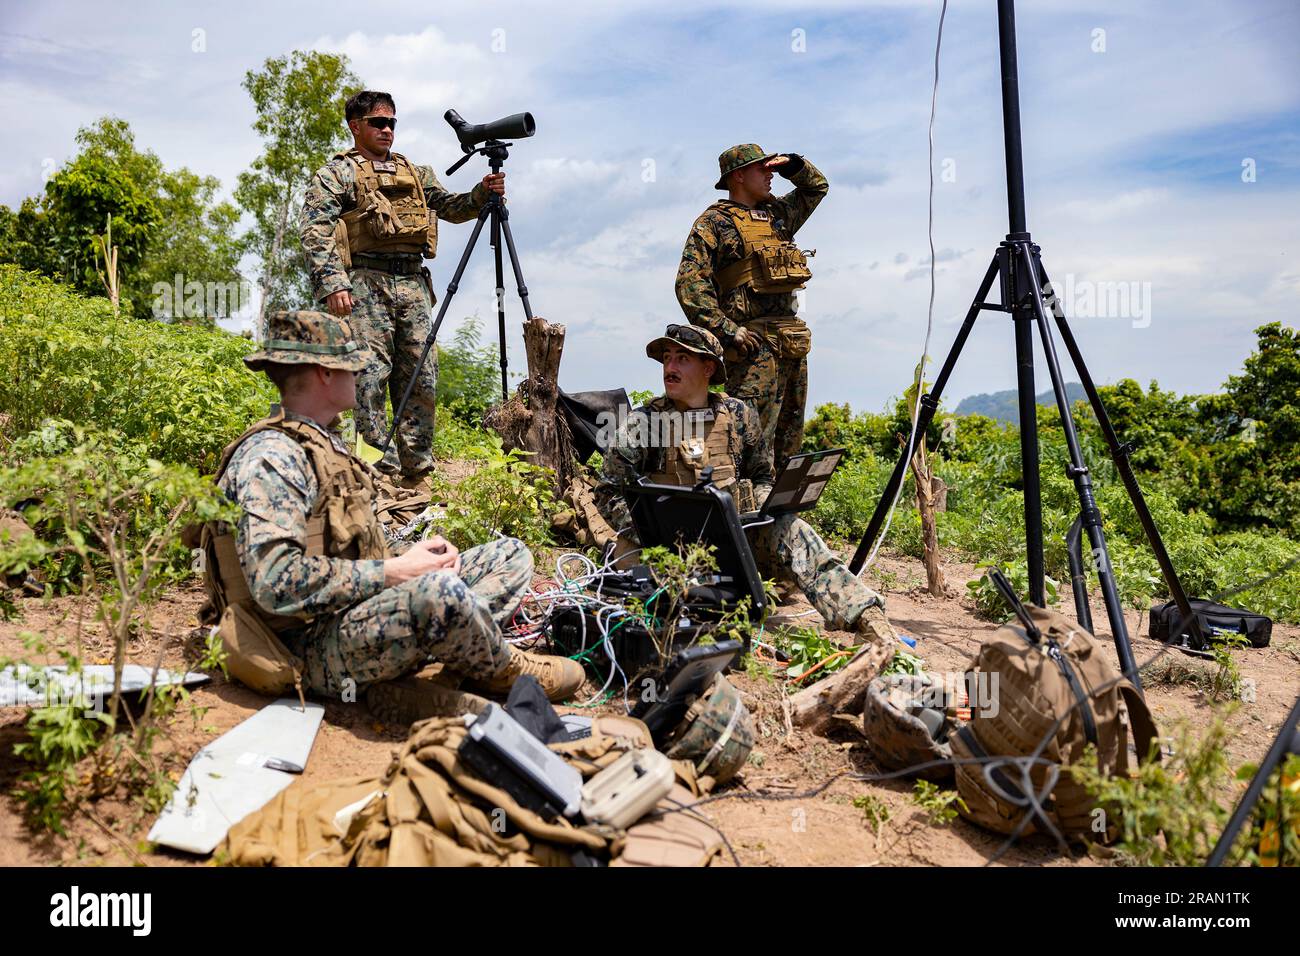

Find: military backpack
949;598;1160;843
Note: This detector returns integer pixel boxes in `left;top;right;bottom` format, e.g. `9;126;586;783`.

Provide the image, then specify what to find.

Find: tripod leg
1010;244;1046;606
849;254;1000;574
381;203;491;457
1065;514;1094;632
1018;244;1138;684
1208;692;1300;866
491;205;508;400
1036;261;1205;647
497;213;535;321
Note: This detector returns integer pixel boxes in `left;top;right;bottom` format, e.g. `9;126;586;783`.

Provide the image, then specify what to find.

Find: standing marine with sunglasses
300;90;506;486
675;145;828;471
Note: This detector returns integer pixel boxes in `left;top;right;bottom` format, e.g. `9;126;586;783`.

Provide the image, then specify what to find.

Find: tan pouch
219;602;304;699
326;492;380;556
777;323;811;359
332;219;352;271
754;243;812;292
611;784;723;867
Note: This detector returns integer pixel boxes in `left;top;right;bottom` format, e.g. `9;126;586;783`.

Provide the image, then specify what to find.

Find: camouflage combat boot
366;674;490;726
854;603;897;647
466;647;586;703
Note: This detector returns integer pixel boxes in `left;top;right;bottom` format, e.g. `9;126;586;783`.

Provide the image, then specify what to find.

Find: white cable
858;0;949;575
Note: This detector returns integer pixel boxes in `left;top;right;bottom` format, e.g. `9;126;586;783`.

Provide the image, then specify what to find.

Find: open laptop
742;447;846;521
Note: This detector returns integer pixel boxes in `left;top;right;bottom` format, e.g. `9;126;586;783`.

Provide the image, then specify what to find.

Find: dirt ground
1;545;1296;868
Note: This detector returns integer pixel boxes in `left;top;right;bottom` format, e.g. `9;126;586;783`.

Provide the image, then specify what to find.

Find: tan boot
366;675;489;727
465;648;586;703
855;604;898;647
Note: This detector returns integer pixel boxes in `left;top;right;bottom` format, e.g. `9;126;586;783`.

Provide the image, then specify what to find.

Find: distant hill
954;382;1087;424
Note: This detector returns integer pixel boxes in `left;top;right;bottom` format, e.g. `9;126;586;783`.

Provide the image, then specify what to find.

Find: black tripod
380;139;533;457
849;0;1203;685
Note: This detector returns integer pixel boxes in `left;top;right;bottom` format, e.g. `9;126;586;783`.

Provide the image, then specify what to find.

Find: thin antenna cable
858;0;949;574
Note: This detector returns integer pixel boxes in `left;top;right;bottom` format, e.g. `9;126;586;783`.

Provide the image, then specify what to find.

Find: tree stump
483;316;575;494
912;440;950;597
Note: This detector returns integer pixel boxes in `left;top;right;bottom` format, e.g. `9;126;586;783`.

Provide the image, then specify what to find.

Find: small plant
636;542;754;666
880;650;925;678
433;440;559;551
1240;753;1300;867
0;426;238;832
966;559;1059;620
1070;712;1237;866
912;779;967;826
1209;633;1251;702
743;652;777;684
853;793;891;846
767;624;851;685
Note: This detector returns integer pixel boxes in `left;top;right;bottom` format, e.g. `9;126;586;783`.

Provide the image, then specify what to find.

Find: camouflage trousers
298;537;531;697
726;347;808;470
749;514;881;632
348;267;439;480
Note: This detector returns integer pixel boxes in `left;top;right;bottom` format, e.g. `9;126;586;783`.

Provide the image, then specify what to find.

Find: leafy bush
966;559;1060;619
807;453;893;541
1;424;238;831
436;315;504;426
1070;714;1235;866
432;441;559;551
0;266;274;472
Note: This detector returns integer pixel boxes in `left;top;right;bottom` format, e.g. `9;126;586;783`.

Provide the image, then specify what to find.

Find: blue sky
2;0;1296;413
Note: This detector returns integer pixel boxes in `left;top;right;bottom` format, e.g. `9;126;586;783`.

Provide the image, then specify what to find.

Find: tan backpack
949;600;1159;843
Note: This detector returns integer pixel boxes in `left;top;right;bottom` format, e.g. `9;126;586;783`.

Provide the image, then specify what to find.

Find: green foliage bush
432;442;558;552
0;266;274;472
436;316;504;426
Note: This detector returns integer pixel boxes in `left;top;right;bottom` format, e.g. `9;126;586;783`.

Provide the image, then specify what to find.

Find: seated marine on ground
590;323;897;645
199;309;584;724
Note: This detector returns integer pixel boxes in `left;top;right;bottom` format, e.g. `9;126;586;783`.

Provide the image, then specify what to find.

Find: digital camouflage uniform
300;155;489;480
215;310;530;698
219;423;528;696
675;146;828;468
592;327;885;634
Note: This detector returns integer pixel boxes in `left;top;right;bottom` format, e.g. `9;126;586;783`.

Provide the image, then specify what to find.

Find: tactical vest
647;402;742;495
334;149;437;263
201;408;392;635
714;204;812;295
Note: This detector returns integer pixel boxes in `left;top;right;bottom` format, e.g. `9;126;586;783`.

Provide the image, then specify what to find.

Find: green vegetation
1;424;237;832
912;779;967;826
235;51;360;325
0;118;243;322
0;266;275;473
802;323;1300;623
432;443;559;552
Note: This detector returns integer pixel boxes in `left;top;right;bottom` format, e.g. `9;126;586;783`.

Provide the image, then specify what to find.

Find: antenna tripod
849;0;1205;685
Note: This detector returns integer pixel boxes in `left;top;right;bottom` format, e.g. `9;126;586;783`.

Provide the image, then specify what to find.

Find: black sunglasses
362;116;396;131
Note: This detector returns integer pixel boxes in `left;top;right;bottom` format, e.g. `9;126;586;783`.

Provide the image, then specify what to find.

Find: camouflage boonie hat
714;143;778;190
862;673;954;782
646;323;727;385
243;310;369;373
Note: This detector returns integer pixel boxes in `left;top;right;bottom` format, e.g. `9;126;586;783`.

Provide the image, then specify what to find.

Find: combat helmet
663;674;755;785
